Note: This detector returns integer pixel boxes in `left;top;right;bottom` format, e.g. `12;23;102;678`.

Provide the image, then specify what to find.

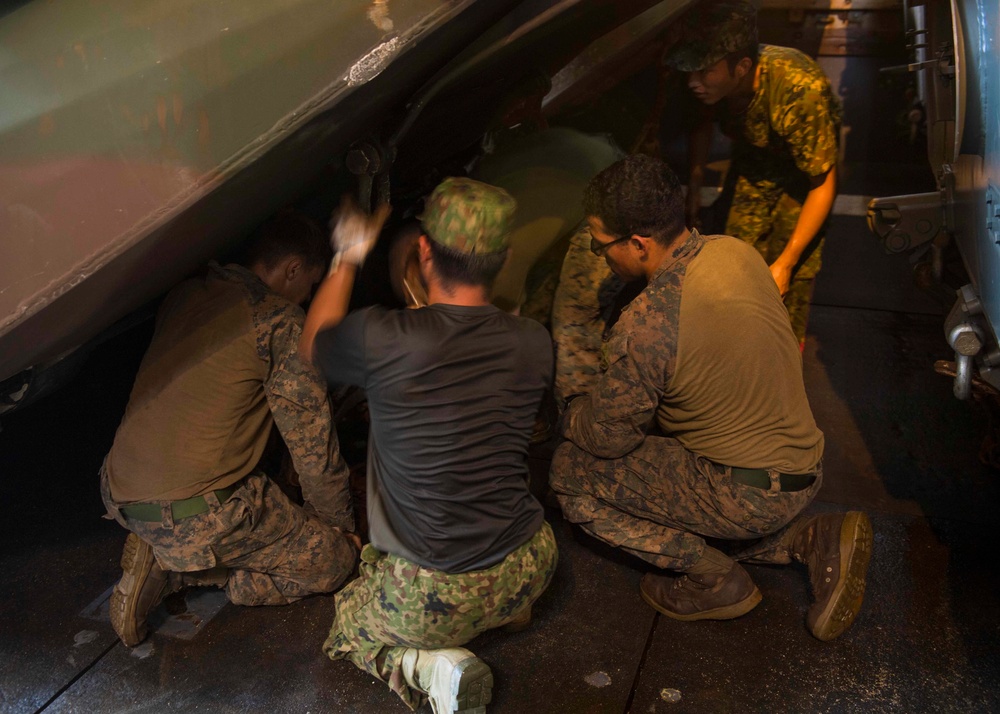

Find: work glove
330;197;391;271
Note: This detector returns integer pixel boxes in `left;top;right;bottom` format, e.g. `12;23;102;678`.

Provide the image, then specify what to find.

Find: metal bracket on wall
867;191;944;253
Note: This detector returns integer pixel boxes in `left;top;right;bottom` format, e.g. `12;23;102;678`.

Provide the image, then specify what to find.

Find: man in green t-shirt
550;155;871;642
671;0;842;347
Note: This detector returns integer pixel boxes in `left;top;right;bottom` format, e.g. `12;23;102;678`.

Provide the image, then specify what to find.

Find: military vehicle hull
868;0;1000;399
0;0;693;415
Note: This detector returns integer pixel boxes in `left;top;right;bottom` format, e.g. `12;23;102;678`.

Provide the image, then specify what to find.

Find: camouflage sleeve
774;66;841;178
264;310;354;532
560;326;661;459
551;227;623;408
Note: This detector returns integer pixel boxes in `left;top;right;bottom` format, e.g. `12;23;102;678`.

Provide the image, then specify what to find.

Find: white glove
330;198;391;270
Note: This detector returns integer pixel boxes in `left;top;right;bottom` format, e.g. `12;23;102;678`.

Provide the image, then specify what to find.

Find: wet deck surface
4;164;1000;713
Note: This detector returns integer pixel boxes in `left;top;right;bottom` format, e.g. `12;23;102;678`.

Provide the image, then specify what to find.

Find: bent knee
314;535;358;593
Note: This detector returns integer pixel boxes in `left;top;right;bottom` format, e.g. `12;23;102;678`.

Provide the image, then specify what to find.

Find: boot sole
110;533;155;647
810;512;873;641
640;582;763;621
452;656;494;714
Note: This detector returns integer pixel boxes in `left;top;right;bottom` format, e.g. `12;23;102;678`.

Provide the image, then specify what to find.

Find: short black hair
583;155;685;246
427;238;507;290
241;211;331;271
725;45;759;74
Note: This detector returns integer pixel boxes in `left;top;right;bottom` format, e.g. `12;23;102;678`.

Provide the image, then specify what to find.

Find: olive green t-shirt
564;230;823;474
106;264;352;529
659;236;823;471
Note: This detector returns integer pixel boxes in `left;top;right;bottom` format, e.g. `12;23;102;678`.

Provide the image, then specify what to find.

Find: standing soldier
672;0;842;347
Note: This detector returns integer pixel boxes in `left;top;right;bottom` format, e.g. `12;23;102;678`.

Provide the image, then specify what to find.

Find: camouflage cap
665;0;758;72
418;177;516;254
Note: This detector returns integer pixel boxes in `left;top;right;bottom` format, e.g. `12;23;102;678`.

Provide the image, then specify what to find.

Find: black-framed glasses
589;234;630;256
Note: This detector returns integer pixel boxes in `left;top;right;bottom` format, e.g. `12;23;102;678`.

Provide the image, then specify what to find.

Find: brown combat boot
791;511;873;641
639;562;762;621
109;533;177;646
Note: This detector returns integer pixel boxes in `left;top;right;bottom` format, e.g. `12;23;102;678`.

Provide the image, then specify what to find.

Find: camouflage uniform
318;178;557;709
716;44;841;343
668;1;842;344
551;227;645;409
550;225;623;406
551;439;821;570
550;229;823;570
324;523;557;710
102;263;356;604
102;469;355;605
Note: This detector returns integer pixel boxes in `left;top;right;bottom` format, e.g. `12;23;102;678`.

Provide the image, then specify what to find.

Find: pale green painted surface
0;0;455;342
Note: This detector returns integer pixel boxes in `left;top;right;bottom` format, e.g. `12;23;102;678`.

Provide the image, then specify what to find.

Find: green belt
730;467;816;492
120;482;242;523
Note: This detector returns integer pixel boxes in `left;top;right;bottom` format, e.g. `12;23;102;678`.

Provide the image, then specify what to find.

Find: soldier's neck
426;281;491;307
726;62;760;115
644;229;691;280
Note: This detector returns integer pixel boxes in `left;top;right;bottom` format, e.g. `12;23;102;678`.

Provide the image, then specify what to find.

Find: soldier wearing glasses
549;155;871;641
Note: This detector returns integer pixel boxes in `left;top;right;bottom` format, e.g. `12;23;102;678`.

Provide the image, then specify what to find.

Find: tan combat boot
110;535;229;646
109;533;177;646
791;511;873;641
640;562;762;621
400;647;493;714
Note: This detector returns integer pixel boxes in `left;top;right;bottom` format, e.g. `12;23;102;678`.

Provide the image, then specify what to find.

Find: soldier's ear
417;234;433;263
284;255;303;280
734;56;752;80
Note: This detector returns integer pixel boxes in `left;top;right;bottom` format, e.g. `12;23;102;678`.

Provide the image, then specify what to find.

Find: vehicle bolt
347;149;370;175
950;324;983;356
346;143;382;175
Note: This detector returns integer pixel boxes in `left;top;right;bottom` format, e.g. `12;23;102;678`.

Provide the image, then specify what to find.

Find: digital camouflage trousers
323;522;558;710
101;468;356;606
549;437;822;571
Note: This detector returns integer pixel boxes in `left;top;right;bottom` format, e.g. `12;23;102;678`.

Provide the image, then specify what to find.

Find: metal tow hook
945;284;986;400
949;323;984;400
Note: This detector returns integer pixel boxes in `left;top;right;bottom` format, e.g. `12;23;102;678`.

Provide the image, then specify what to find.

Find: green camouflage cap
665;0;758;72
419;177;516;254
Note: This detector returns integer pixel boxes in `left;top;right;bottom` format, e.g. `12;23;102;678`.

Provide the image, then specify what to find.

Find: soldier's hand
334;527;363;553
345;531;363;552
769;260;793;297
330;196;391;268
